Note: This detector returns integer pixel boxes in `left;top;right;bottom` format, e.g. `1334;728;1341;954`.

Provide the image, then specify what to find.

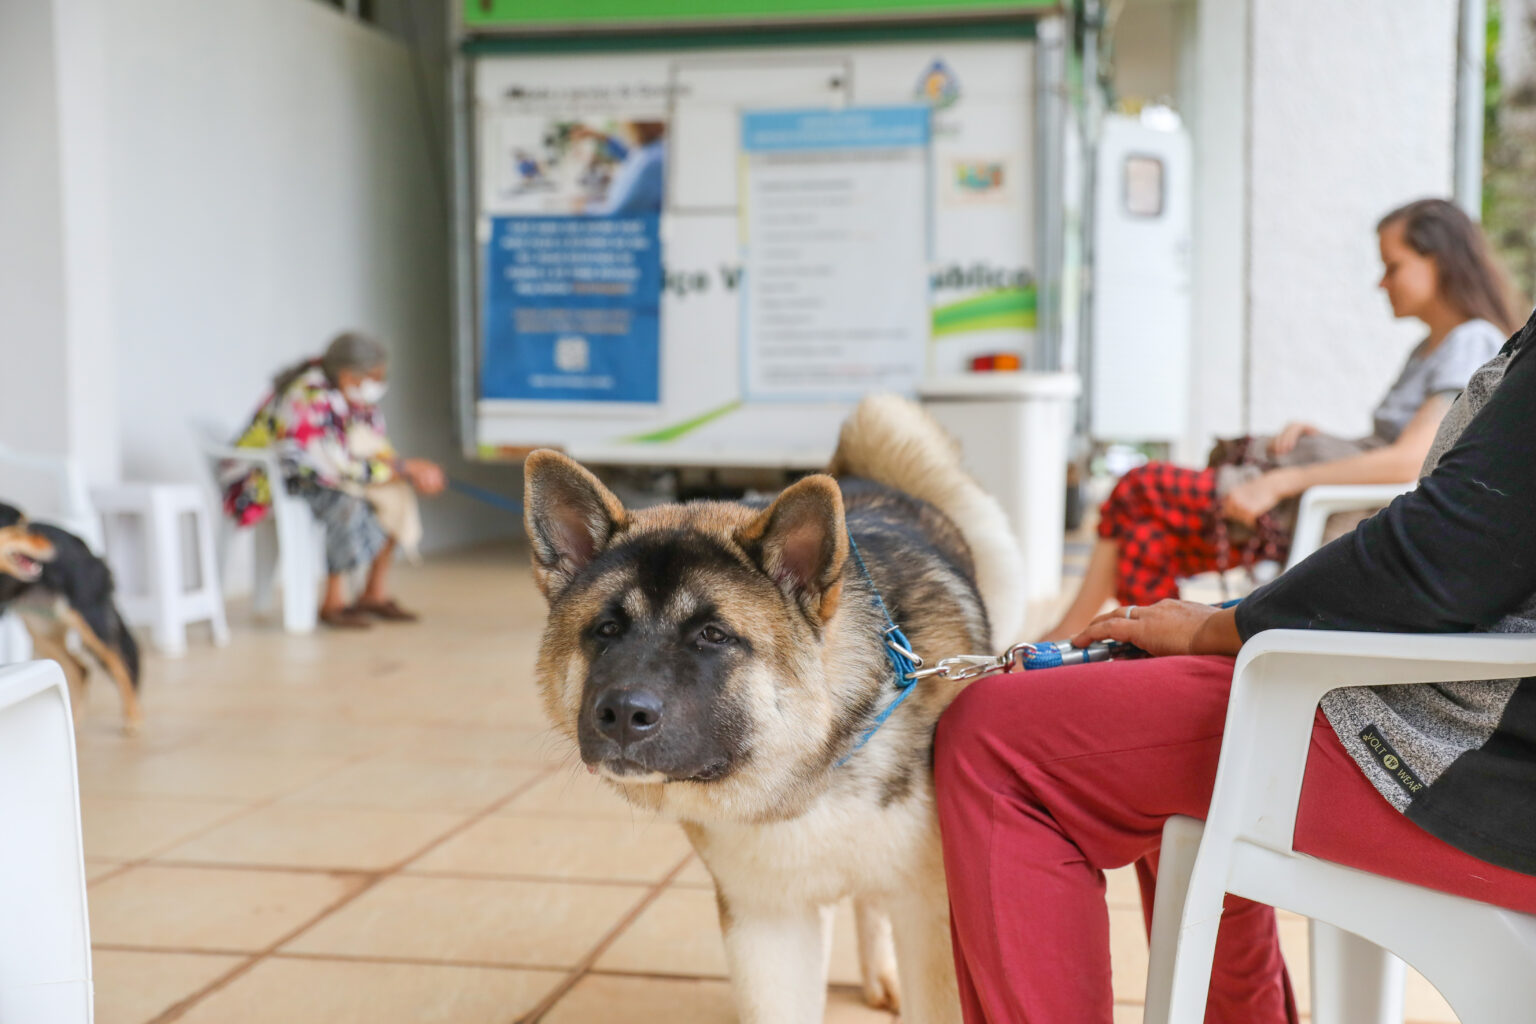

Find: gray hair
272;331;389;396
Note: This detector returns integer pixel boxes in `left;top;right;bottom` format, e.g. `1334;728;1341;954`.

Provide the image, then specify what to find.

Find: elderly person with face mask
223;332;445;629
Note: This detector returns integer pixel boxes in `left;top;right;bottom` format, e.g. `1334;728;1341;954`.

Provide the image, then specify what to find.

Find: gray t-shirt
1371;318;1504;442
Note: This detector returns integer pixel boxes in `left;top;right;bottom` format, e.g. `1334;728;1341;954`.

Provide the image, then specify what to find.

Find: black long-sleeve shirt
1236;317;1536;874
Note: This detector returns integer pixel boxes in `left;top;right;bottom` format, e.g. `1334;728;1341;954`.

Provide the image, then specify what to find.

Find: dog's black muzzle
577;679;734;783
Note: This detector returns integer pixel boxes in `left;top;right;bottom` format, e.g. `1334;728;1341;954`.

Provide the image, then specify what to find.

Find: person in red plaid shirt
1043;199;1520;642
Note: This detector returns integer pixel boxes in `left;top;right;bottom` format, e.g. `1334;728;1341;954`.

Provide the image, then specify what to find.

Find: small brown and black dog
0;502;142;733
525;395;1025;1023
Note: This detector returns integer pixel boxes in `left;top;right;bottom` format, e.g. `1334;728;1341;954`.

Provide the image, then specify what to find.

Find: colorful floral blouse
222;364;396;526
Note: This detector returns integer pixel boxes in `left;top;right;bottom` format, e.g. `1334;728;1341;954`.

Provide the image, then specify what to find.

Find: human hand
400;458;446;496
1071;601;1242;657
1271;421;1318;457
1221;471;1288;527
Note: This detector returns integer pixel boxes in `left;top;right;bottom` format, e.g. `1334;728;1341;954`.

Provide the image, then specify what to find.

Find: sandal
320;606;373;630
350;598;420;623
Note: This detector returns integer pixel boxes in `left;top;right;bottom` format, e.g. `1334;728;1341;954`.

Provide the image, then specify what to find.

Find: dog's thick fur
525;395;1024;1023
0;503;142;733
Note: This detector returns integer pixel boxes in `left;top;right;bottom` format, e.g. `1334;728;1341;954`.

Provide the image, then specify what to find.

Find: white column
52;0;119;487
0;0;120;491
0;1;72;462
1182;0;1250;461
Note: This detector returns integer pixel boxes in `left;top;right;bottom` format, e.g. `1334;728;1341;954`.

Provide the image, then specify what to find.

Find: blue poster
481;213;661;404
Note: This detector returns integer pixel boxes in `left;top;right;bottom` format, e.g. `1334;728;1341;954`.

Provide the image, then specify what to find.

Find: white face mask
348;378;388;406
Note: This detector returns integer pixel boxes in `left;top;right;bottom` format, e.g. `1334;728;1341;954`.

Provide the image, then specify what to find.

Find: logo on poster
554;335;591;373
915;60;960;110
954;161;1004;194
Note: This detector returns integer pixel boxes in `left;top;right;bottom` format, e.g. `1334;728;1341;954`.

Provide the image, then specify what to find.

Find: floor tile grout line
143;763;560;1024
96;943;578;973
89;764;642;882
84;746;386;892
398;869;687;887
582;965;865;989
83;750;579;885
514;853;696;1024
120;861;677;887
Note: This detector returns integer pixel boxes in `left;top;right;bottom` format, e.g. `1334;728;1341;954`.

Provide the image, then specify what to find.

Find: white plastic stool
91;483;230;657
0;660;93;1022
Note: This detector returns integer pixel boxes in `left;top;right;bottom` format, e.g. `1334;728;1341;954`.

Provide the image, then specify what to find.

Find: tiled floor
68;541;1459;1022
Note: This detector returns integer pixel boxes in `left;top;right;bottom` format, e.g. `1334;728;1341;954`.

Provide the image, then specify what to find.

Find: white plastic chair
0;660;93;1022
1144;629;1536;1024
190;420;323;634
1270;479;1422;1018
1285;484;1416;571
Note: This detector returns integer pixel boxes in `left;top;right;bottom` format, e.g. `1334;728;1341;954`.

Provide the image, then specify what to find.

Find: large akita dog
525;396;1025;1022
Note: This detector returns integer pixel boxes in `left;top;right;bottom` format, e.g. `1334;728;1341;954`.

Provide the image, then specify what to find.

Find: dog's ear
736;474;847;623
524;450;628;600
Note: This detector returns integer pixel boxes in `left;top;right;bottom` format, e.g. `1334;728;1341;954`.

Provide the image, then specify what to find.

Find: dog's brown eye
595;620;622;638
700;625;733;645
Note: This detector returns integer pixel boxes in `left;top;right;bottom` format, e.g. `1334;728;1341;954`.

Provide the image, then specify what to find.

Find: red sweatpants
933;656;1536;1024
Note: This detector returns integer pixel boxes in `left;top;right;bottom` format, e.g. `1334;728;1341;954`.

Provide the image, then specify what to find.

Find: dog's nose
593;689;664;745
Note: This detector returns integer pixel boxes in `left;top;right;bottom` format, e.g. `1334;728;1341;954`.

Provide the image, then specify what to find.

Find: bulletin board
452;4;1065;467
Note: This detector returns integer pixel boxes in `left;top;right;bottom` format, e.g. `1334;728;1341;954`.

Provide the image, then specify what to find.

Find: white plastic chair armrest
1287;483;1417;569
1297;483;1416;511
1210;630;1536;855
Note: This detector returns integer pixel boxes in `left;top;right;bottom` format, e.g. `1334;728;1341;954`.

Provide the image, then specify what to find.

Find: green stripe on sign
622;400;743;443
464;0;1055;27
931;288;1037;337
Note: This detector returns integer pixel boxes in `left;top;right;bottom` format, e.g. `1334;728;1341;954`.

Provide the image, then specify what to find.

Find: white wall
103;0;519;569
1245;0;1458;436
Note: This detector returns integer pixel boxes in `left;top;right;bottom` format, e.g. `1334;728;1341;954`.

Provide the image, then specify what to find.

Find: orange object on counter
970;353;1023;371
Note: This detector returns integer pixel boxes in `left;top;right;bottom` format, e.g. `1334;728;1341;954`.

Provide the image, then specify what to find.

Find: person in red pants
935;314;1536;1022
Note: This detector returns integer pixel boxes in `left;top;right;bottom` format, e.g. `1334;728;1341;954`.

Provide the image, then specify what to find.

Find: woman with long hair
1043;198;1522;641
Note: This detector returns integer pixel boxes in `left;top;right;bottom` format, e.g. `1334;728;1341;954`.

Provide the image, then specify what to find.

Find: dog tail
829;394;1027;644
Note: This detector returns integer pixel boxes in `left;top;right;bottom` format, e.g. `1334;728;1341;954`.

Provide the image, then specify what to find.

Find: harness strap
838;533;922;767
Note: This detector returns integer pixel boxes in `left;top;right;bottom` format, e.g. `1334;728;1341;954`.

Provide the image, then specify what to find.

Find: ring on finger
1124;605;1136;620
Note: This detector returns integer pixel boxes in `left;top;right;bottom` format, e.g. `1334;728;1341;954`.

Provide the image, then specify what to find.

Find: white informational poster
741;107;930;400
470;39;1034;466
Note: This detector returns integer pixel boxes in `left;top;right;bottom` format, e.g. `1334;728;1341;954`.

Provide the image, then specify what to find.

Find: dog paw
862;970;901;1014
121;718;142;738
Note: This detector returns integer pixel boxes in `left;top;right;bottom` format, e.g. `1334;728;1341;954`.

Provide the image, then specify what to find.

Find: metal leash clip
908;651;1014;682
907;639;1137;681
